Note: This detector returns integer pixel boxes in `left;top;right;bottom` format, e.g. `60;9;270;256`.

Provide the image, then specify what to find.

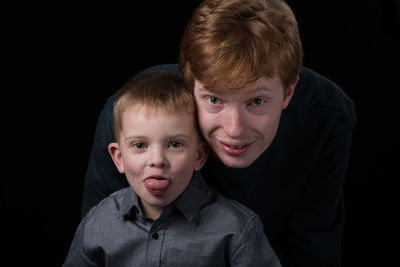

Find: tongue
144;178;170;196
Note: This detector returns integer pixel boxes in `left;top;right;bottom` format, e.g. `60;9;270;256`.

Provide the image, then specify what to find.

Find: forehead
121;106;196;131
123;103;193;118
194;75;284;95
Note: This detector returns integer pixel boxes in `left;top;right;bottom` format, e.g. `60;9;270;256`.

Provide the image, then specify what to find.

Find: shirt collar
119;172;211;222
119;187;140;218
173;171;211;222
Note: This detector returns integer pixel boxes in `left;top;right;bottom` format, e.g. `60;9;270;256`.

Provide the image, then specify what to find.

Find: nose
222;107;245;138
147;146;169;168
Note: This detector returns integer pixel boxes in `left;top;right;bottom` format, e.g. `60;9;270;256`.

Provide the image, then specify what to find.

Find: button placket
145;227;166;266
152;232;159;240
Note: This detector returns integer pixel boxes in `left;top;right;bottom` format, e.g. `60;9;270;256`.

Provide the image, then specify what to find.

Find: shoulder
291;67;355;123
200;191;261;232
217;195;258;219
71;188;133;257
84;187;132;227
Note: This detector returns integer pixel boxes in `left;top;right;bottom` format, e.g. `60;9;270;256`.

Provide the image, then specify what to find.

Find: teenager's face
109;107;206;219
194;75;296;168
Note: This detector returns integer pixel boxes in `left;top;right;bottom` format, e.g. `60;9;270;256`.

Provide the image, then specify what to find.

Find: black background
4;1;399;266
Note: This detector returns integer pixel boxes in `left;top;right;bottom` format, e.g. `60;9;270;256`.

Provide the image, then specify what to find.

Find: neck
140;200;163;220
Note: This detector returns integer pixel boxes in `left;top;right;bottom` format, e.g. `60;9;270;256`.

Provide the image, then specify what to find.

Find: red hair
179;0;303;92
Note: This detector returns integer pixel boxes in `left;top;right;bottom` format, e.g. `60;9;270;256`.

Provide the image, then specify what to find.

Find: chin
219;156;254;169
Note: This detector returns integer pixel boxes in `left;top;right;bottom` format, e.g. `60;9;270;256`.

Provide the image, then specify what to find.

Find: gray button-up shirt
63;172;281;266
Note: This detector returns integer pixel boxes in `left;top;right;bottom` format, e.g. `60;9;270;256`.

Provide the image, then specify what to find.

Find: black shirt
81;64;356;266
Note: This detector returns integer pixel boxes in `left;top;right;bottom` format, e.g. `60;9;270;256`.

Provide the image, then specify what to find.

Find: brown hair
113;70;195;142
179;0;303;92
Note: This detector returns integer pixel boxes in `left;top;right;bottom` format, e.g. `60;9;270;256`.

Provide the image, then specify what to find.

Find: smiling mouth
224;143;248;149
218;141;252;155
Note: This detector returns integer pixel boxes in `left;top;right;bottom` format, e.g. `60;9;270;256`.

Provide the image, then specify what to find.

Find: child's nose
147;147;169;168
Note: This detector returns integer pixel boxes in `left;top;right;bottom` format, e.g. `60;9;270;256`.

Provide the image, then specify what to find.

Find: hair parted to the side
113;70;196;142
179;0;303;92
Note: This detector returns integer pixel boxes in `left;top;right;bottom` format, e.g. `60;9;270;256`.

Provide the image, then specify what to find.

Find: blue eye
209;97;220;104
252;98;264;106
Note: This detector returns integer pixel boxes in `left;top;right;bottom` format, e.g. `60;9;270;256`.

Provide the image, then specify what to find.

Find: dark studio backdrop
4;0;399;266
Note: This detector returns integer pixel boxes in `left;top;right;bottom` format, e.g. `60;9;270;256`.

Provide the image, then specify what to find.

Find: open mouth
218;141;251;155
224;143;248;149
144;176;171;196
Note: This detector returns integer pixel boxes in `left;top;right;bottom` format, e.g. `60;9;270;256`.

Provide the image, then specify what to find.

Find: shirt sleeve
80;92;128;218
281;109;356;266
62;213;103;267
230;215;282;267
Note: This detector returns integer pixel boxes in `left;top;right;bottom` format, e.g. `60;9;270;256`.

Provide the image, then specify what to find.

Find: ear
194;140;209;171
108;142;125;174
282;75;299;109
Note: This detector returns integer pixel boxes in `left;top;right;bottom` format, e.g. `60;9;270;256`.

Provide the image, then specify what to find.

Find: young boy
63;70;281;266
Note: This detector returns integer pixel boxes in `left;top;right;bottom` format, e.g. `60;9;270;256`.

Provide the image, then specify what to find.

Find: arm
230;215;282;267
81;93;127;218
62;214;103;267
281;111;356;266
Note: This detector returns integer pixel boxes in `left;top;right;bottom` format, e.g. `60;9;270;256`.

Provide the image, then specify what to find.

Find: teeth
227;144;246;149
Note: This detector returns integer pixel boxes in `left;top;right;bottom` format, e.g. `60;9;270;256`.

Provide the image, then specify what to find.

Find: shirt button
152;232;159;240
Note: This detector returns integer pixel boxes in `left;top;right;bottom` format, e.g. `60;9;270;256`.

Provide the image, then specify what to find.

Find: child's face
109;107;207;219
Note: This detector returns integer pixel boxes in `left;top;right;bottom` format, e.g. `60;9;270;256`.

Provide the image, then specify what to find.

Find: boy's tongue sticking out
144;177;171;196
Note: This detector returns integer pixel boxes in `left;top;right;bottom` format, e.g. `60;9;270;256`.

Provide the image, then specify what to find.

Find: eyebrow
166;134;193;140
124;135;147;141
251;86;275;94
124;134;193;142
197;86;275;94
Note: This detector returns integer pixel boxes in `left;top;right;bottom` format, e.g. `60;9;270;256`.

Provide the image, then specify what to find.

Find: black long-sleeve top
81;64;356;266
